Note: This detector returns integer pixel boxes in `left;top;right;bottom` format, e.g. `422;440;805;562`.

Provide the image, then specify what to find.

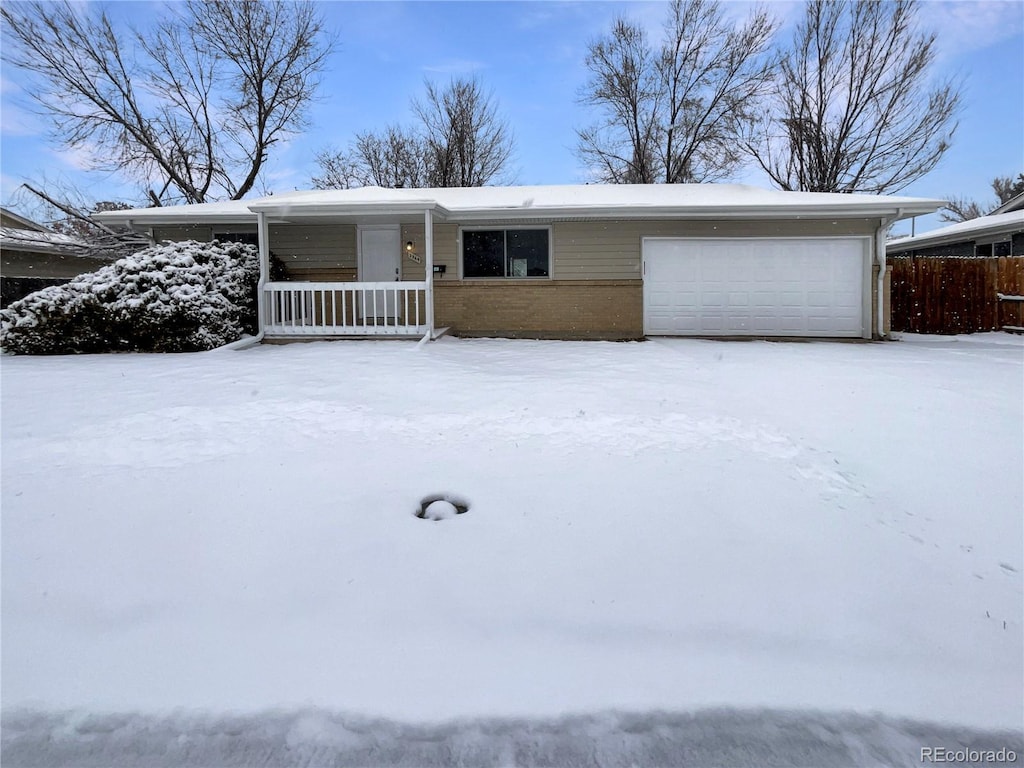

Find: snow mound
423;499;458;520
416;492;471;520
0;240;259;354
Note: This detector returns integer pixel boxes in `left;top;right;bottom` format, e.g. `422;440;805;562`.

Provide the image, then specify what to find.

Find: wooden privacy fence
890;256;1024;334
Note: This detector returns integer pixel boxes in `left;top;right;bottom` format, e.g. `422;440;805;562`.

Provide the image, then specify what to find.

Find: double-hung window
462;228;550;278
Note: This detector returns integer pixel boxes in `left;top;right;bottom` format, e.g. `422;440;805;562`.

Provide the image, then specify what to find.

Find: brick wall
434;280;643;340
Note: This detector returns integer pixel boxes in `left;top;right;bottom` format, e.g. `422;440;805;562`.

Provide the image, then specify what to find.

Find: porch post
424;207;435;337
257;210;270;336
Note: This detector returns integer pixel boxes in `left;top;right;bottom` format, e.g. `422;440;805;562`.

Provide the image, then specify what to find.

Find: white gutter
448;203;942;222
875;209;902;340
246;201;450;221
224;210;270;351
95;212;258;227
96;199;943;227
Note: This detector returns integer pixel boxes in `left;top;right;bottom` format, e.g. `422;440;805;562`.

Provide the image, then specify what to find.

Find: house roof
887;210;1024;252
92;198;259;226
0;207;48;232
0;226;91;256
94;184;944;227
991;192;1024;215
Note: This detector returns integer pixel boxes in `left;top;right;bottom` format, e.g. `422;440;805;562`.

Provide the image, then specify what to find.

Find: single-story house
887;208;1024;259
95;184;942;342
0;207;106;308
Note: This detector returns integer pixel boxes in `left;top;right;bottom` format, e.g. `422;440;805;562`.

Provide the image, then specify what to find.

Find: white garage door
643;237;866;337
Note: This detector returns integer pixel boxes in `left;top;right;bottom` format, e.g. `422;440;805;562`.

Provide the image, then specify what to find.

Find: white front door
358;225;401;321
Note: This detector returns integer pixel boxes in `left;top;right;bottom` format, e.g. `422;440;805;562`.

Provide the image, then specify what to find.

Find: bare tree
577;19;659;183
6;182;149;259
993;174;1024;206
745;0;961;194
940;173;1024;222
357;127;432;188
577;0;778;184
313;126;431;189
311;150;367;190
1;0;333;205
313;77;514;189
940;197;986;223
414;77;514;187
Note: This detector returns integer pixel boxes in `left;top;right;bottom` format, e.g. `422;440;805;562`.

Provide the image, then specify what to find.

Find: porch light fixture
405;239;423;264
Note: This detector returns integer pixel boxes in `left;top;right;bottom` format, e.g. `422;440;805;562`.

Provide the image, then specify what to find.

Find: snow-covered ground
2;334;1022;764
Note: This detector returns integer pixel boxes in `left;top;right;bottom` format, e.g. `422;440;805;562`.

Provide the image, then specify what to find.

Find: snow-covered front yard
2;334;1022;757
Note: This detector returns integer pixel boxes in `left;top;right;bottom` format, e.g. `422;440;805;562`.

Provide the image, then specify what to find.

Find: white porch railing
264;281;429;337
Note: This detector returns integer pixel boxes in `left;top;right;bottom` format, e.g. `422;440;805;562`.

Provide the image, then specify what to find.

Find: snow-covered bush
0;240;260;354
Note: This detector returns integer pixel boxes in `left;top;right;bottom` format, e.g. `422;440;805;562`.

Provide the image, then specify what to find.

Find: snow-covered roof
94;184;943;226
91;198;259;226
991;192;1024;215
887;210;1024;252
0;226;90;256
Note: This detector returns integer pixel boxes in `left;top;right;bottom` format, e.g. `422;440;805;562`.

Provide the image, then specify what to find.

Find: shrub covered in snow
0;240;263;354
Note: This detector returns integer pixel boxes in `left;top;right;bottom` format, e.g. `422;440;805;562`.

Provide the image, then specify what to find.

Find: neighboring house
887;210;1024;259
1;207;48;231
0;207;108;308
95;184;941;342
886;208;1024;335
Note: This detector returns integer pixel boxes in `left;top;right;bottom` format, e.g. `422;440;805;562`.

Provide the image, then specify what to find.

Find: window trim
459;225;553;280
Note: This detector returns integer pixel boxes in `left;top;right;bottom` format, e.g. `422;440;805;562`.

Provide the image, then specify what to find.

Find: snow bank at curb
3;708;1021;768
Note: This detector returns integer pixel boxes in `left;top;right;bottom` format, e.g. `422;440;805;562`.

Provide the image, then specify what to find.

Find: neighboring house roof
0;226;91;256
991;192;1024;215
95;184;943;226
92;198;259;226
0;207;49;232
887;211;1024;252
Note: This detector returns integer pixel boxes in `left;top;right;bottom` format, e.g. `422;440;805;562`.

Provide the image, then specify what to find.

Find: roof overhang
0;207;49;232
445;203;940;222
93;185;945;228
992;192;1024;215
887;212;1024;252
249;200;450;224
0;229;90;256
93;200;257;228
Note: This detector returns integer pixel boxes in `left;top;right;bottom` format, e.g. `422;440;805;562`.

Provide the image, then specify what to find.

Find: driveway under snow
2;335;1022;761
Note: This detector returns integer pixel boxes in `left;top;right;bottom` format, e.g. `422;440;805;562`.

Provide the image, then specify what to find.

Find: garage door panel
781;291;803;307
643;238;865;337
807;291;831;307
835;289;860;308
672;314;699;332
728;292;749;306
695;292;718;309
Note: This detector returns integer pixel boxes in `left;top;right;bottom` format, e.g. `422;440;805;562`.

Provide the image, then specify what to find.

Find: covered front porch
251;196;444;341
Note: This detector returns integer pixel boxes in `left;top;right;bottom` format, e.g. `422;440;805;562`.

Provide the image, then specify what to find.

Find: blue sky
1;0;1021;236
